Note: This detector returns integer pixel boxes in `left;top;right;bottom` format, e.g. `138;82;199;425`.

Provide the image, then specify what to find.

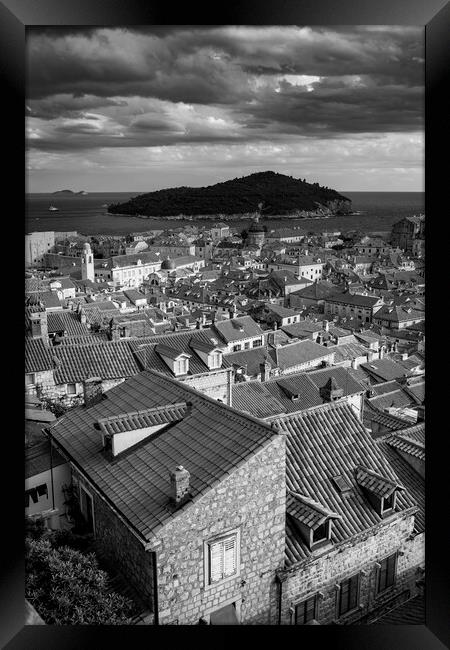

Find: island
107;171;352;220
52;189;88;195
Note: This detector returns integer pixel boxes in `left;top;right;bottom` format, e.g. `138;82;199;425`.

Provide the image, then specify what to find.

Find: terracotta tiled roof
48;370;279;541
97;403;188;436
47;310;90;336
355;465;404;498
129;329;230;376
53;341;140;384
213;316;263;343
25;338;55;373
287;492;341;529
377;442;424;535
274;402;417;566
270;340;334;370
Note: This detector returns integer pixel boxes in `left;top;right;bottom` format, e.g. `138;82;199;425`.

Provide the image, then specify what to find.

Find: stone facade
69;432;286;625
278;510;424;625
151;432;286;625
182;368;233;406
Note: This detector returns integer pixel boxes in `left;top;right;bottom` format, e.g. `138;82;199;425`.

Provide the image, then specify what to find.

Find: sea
25;192;425;237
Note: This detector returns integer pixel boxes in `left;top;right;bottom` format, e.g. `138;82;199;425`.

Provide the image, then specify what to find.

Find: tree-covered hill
108;171;352;217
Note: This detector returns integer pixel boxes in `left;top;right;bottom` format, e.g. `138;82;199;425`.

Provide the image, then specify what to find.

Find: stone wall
72;469;156;612
182;369;232;405
151;432;286;625
279;510;424;625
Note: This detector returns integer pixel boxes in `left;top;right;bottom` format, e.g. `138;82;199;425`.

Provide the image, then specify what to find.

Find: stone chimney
367;350;374;362
80;310;87;325
83;377;103;407
260;360;271;382
351;358;357;370
322;319;329;332
170;465;191;505
30;312;49;346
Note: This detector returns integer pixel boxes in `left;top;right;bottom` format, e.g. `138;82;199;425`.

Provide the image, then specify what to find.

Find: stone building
25;231;55;267
390;216;425;253
46;370;286;625
128;328;233;405
273;402;424;624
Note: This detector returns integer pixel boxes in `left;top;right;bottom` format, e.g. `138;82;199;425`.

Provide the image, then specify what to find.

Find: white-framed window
175;358;188;375
25;373;36;387
66;383;77;395
205;530;240;587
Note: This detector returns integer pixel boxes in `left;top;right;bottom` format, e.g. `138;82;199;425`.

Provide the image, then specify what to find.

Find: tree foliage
108;171;351;217
25;534;137;624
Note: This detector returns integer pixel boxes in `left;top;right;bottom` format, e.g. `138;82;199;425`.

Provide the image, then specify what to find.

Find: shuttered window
208;535;237;584
378;553;397;593
339;574;360;616
295;596;317;624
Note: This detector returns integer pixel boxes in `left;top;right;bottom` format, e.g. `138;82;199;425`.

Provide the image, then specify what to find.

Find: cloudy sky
26;26;424;193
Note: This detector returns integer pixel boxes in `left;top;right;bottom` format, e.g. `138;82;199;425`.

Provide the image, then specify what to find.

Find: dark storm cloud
26;26;424;153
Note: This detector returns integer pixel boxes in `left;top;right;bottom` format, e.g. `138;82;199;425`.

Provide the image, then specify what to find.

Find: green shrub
25;536;137;624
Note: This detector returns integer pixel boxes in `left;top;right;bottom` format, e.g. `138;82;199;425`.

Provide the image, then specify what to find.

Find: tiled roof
377;443;424;535
232;382;286;418
355;465;404;498
289;281;336;300
128;329;230;377
281;321;322;337
53;341;140;384
373;305;424;322
287;492;341;529
110;252;161;268
274;402;417;566
48;370;279;541
367;390;412;411
370;380;402;396
325;292;380;308
363;401;410;434
213;316;263;343
25;338;55;373
360;359;413;383
56;332;110;346
226;347;276;376
385;424;425;461
47;310;90;337
270;340;334;370
97;403;188;436
332;342;371;364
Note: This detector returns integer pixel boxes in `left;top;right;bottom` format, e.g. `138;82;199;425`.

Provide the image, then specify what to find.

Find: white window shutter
210;541;224;583
223;537;236;577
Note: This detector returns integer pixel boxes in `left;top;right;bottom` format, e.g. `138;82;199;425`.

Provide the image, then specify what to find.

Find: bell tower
81;242;95;282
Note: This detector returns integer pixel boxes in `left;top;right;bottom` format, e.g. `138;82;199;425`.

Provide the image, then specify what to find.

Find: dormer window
287;492;341;552
355;466;404;518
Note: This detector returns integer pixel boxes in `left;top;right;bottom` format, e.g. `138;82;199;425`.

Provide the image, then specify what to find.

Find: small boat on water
48;205;59;211
101;204;109;208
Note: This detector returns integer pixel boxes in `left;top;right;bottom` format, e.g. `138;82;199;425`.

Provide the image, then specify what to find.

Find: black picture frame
2;1;448;648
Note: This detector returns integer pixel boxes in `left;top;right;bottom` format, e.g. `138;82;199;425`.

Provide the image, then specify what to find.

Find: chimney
30;312;49;346
83;377;103;407
170;465;191;505
351;358;357;370
367;350;374;362
322;319;329;332
80;310;87;324
379;346;385;359
260;361;270;382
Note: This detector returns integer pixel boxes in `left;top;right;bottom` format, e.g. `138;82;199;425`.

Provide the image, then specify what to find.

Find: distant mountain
52;189;88;195
107;171;352;218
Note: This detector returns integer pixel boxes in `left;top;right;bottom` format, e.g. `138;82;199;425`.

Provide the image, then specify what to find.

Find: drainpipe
151;551;160;625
